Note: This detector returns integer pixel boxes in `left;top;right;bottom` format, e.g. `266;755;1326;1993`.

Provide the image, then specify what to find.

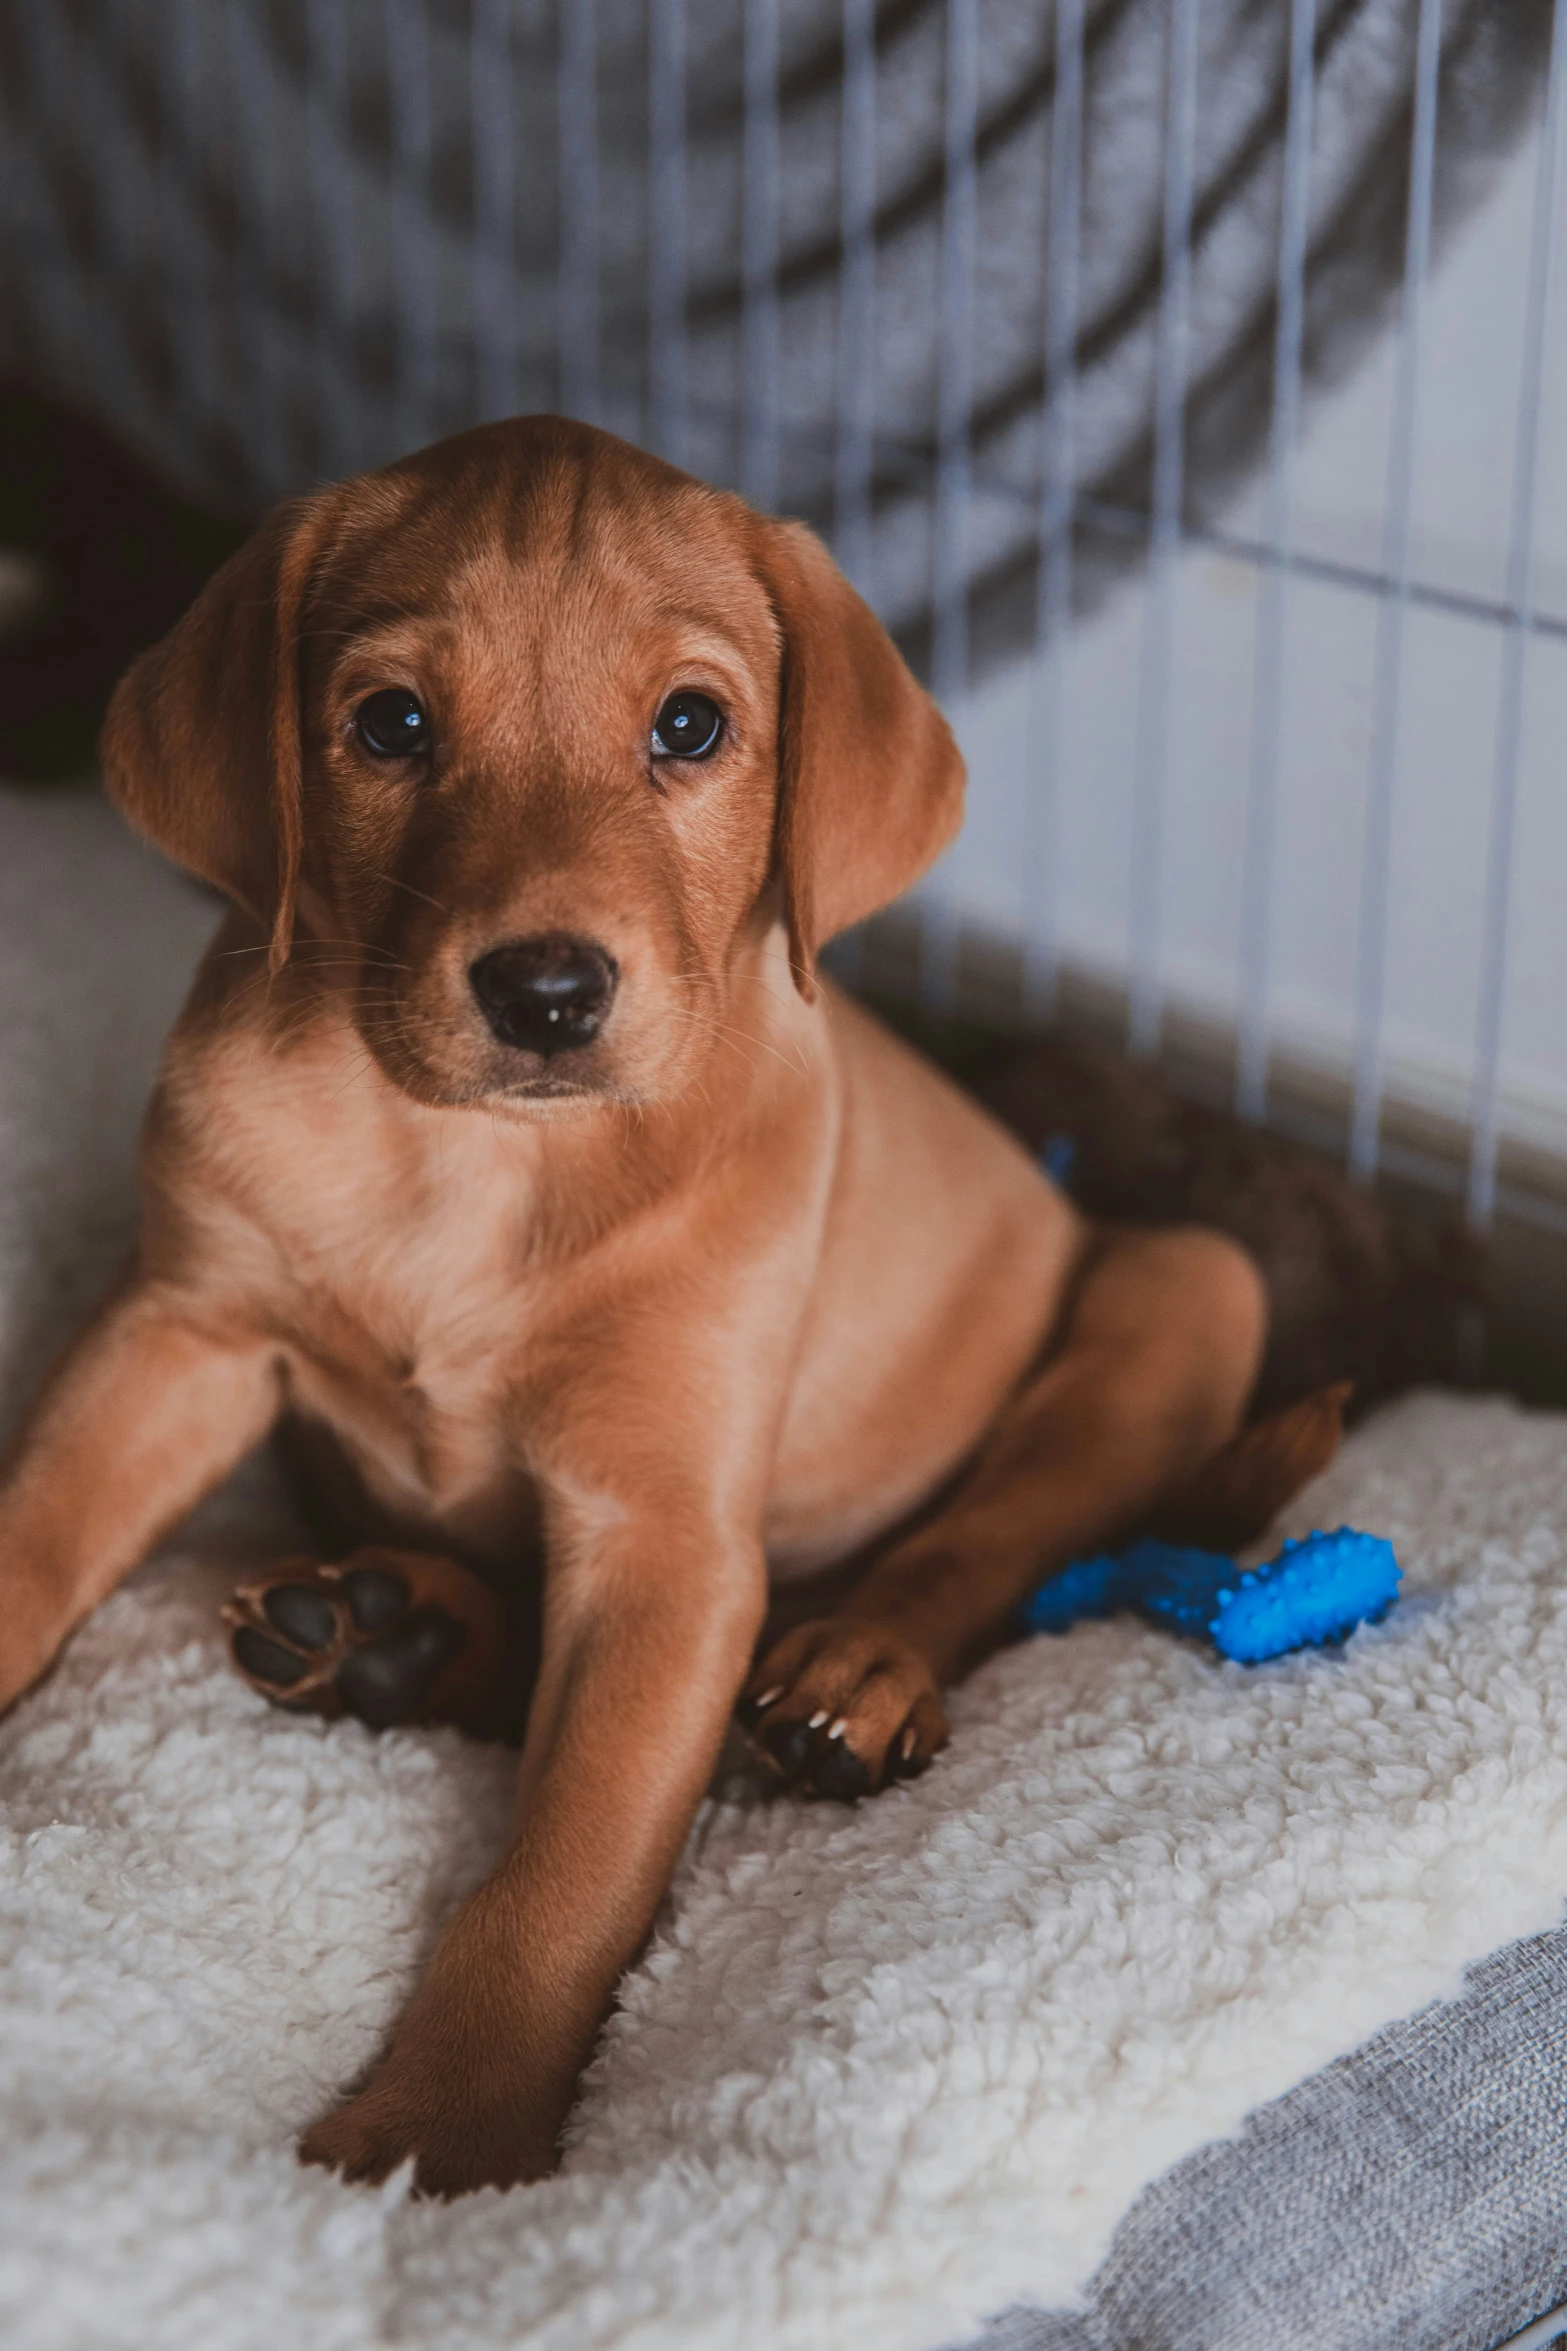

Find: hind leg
224;1547;537;1741
744;1226;1277;1798
1150;1380;1351;1550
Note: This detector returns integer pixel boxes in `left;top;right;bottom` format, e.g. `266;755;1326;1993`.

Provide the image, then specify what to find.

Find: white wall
934;128;1567;1159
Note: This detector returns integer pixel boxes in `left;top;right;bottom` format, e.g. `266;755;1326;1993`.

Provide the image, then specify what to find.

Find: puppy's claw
740;1617;950;1801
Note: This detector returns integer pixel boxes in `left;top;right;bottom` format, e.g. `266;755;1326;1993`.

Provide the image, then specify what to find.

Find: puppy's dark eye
651;691;723;761
355;689;431;759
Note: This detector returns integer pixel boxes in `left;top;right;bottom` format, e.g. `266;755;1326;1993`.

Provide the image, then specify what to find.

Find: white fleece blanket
3;787;1567;2351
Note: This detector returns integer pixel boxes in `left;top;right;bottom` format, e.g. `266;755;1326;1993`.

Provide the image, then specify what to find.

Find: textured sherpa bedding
3;784;1567;2351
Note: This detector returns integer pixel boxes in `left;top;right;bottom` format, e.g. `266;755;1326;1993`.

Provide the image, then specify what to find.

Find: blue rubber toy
1019;1526;1400;1663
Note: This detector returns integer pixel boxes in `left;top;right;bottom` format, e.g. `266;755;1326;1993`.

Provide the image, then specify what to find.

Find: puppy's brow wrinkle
561;452;600;564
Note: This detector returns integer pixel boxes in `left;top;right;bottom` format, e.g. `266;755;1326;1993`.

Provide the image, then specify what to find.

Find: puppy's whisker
658;1012;763;1080
718;1022;809;1079
674;965;797;1012
220;935;410;971
259;986;404;1030
325;1045;383;1103
661;1006;808;1082
227;963;414;1020
272;960;409;980
260;988;415;1051
365;867;451;917
226;966;412;1022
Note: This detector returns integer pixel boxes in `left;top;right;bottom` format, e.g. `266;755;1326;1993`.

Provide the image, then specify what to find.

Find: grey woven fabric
0;1;1553;667
962;1925;1567;2351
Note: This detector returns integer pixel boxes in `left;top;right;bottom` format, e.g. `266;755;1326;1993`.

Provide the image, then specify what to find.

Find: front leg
0;1274;282;1710
301;1494;766;2194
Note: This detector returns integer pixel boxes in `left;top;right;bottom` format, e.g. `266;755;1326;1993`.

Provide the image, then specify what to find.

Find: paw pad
335;1609;465;1729
224;1557;468;1729
263;1582;338;1649
341;1563;411;1634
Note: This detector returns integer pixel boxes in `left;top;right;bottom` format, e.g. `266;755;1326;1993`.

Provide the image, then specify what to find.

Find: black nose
468;935;618;1058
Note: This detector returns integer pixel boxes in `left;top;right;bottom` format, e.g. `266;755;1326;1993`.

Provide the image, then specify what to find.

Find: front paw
741;1619;949;1800
301;2054;556;2197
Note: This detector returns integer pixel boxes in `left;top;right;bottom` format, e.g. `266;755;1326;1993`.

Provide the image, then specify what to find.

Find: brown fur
0;418;1334;2197
971;1031;1482;1417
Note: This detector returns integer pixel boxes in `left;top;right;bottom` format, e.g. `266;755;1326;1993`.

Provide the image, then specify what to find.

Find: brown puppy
0;418;1335;2198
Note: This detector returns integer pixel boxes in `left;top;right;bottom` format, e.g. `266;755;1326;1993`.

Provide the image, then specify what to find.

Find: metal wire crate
3;0;1563;1234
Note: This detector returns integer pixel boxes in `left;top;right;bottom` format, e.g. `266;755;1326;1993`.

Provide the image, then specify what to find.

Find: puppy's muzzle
469;935;619;1059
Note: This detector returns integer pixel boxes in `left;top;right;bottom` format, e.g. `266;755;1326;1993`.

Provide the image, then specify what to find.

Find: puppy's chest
268;1180;540;1521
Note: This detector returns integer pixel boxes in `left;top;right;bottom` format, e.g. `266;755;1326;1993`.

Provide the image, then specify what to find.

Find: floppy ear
751;516;965;996
98;489;341;974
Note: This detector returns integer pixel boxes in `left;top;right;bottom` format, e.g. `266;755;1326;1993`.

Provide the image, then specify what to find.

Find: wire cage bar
386;0;437;457
470;0;517;425
1235;0;1317;1128
224;0;291;491
1127;0;1202;1062
832;0;878;601
1022;0;1088;1018
922;0;981;1010
303;0;361;471
557;0;600;427
1467;0;1567;1231
741;0;782;510
647;0;690;467
1348;0;1445;1187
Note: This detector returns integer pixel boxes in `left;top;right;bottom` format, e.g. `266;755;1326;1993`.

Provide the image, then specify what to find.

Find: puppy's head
100;418;963;1112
